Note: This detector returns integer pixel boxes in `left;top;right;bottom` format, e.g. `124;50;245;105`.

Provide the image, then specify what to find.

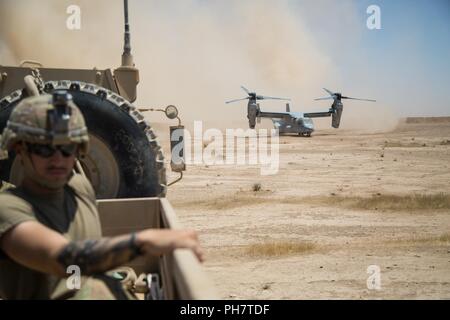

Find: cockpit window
303;118;313;125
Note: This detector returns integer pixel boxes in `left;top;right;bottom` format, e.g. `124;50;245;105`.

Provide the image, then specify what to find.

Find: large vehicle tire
0;80;167;199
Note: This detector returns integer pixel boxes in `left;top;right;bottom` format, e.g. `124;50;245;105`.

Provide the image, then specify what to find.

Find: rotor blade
342;96;376;102
240;86;250;94
259;95;291;101
225;97;249;104
314;96;334;101
323;88;335;96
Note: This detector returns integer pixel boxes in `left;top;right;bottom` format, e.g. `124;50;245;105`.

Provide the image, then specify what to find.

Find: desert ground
161;118;450;299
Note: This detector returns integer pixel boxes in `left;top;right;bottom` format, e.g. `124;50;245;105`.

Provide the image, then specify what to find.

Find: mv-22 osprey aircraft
226;86;376;137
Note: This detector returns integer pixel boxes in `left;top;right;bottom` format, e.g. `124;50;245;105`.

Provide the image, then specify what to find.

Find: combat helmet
0;91;89;159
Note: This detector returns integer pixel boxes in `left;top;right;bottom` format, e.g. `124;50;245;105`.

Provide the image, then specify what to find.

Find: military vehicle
0;0;217;299
226;86;375;136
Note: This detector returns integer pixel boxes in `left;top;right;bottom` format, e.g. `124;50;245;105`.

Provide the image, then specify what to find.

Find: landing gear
299;132;312;137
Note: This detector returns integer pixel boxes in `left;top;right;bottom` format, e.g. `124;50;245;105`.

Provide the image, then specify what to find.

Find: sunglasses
26;143;78;158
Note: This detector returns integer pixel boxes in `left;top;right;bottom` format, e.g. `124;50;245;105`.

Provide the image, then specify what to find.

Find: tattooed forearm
57;233;142;275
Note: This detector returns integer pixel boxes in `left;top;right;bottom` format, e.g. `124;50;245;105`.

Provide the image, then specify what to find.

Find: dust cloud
0;0;397;131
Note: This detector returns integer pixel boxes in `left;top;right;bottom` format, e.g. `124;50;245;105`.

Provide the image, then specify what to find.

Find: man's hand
137;229;204;262
0;221;204;277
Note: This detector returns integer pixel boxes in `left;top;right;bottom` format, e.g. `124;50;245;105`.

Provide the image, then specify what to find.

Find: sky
0;0;449;129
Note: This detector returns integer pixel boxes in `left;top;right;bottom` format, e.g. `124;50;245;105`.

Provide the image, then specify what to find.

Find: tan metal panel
97;197;160;275
0;66;119;99
96;197;219;299
97;197;160;233
160;198;220;299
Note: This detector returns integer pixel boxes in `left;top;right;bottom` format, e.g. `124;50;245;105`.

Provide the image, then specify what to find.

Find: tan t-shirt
0;174;102;299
